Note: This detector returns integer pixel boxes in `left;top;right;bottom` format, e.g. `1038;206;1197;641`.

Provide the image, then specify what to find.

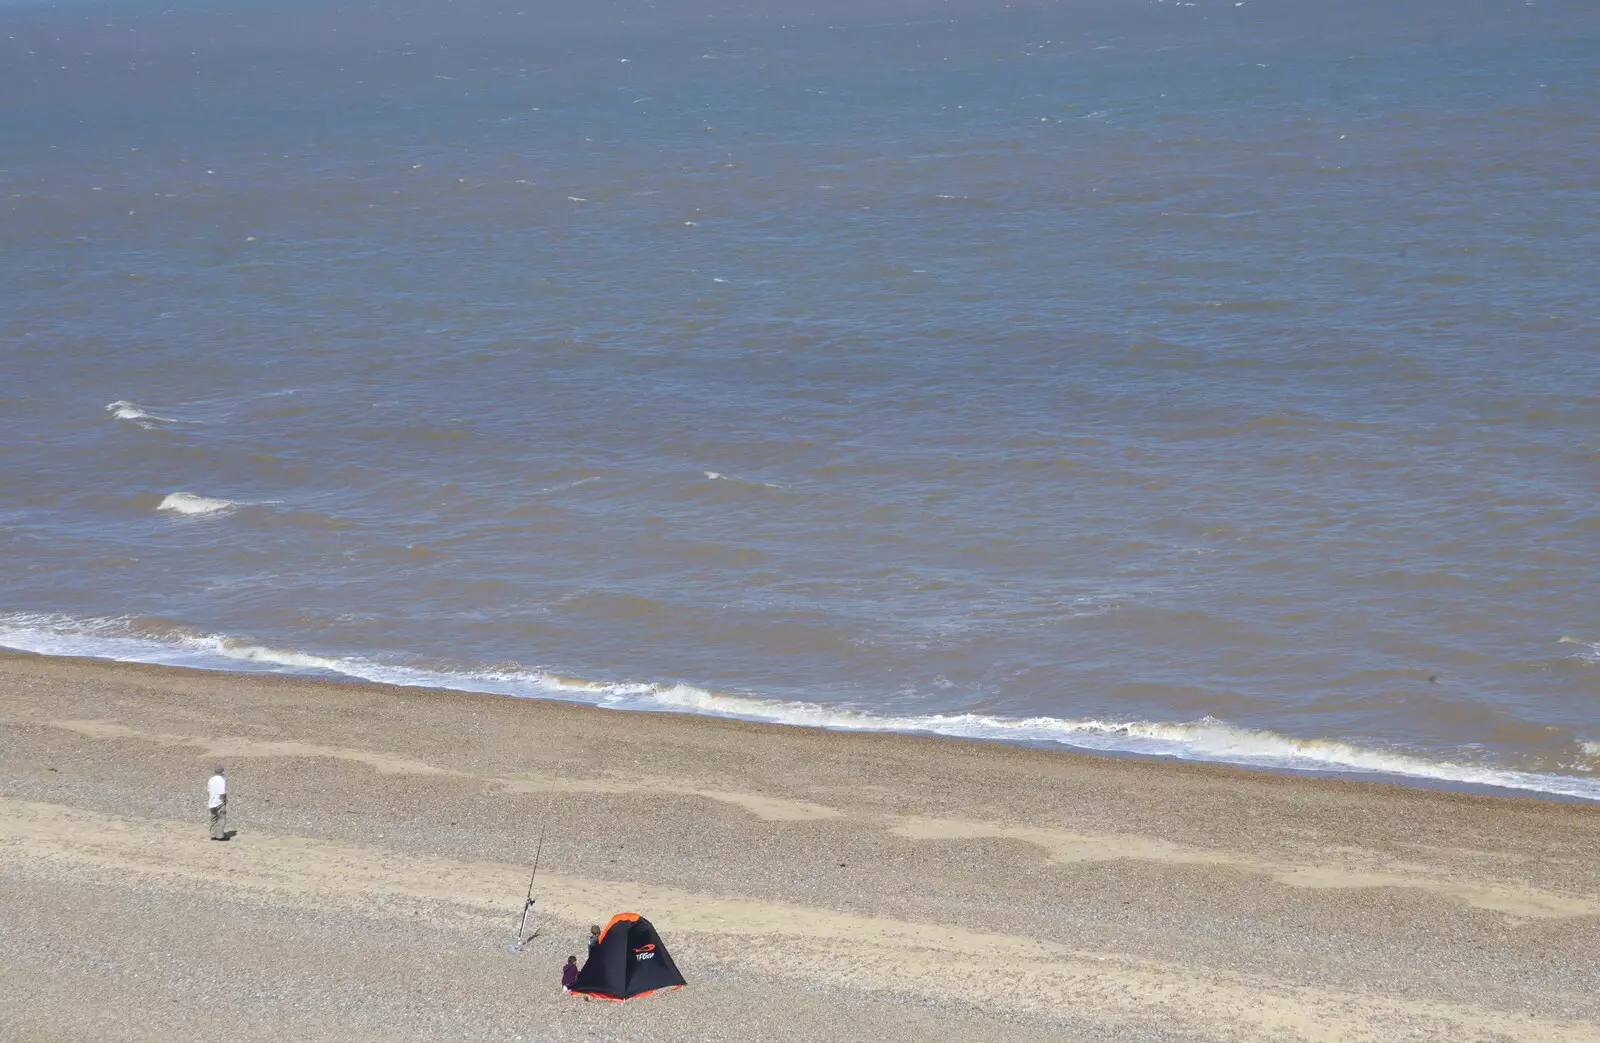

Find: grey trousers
209;804;227;839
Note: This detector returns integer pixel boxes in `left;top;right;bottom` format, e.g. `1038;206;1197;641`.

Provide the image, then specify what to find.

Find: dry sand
1;650;1596;1042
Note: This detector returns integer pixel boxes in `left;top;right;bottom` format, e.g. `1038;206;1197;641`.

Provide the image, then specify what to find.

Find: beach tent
570;912;686;1001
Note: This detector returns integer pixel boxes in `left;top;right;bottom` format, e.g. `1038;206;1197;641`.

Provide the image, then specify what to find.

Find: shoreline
2;648;1598;1041
1;641;1595;806
9;639;1600;809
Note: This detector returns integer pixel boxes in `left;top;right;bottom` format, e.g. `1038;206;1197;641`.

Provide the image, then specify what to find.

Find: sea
2;0;1597;800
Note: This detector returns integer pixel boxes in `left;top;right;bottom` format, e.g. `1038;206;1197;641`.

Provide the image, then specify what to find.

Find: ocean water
3;0;1597;799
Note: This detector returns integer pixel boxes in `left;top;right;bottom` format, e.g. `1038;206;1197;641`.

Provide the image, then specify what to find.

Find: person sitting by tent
561;955;580;993
569;913;685;1001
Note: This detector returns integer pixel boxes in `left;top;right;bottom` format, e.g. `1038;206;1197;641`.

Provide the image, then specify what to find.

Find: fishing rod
514;819;548;946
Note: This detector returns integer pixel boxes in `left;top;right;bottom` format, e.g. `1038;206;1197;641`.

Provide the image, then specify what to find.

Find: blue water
3;0;1598;798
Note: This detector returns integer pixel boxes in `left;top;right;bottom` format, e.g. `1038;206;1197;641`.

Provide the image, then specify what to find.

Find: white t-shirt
207;774;227;809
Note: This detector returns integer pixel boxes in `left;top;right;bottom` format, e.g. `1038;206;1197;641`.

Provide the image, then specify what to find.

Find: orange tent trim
568;984;684;1002
595;911;641;945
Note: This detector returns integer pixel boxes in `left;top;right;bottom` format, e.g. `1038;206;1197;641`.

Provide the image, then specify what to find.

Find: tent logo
633;943;657;960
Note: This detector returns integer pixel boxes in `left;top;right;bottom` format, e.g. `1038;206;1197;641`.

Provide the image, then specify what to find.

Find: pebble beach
2;649;1597;1042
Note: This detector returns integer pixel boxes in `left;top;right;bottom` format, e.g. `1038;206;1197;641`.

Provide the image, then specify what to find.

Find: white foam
625;689;1600;798
157;492;238;517
0;614;511;692
703;471;785;489
1558;636;1600;662
107;400;185;428
1;611;1597;802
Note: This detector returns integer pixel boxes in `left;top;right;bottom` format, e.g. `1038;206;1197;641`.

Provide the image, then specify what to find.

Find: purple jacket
562;962;580;988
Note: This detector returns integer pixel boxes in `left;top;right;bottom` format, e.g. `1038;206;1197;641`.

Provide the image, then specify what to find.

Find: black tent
570;912;686;1001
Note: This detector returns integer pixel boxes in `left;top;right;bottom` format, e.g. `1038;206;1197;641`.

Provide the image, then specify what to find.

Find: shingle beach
1;650;1596;1042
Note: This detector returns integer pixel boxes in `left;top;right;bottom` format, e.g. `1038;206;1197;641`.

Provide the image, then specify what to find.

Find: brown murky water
2;0;1597;797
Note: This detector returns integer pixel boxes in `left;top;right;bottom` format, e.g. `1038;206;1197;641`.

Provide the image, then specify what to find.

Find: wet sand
1;649;1597;1042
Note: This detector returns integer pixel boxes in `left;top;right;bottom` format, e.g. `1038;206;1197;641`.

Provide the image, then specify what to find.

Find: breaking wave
157;492;239;516
1;611;1597;802
1558;636;1600;663
1580;742;1600;771
107;400;187;428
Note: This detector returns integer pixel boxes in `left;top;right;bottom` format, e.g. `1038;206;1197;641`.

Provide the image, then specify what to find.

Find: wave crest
1558;636;1600;663
107;400;187;428
157;492;238;516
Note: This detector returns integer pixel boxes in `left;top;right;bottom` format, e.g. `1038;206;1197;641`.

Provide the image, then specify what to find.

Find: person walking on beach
207;765;229;840
561;955;579;993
